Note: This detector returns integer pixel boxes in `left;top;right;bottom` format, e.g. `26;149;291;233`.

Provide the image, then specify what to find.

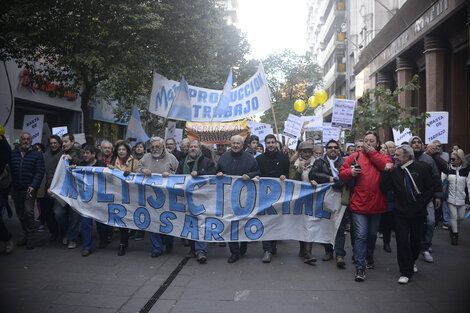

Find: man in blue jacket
9;132;45;249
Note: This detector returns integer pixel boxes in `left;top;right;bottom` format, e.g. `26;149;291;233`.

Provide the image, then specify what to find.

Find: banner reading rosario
50;158;345;244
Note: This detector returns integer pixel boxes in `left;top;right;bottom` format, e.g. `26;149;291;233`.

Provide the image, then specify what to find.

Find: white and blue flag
214;68;233;118
168;77;192;121
126;104;150;147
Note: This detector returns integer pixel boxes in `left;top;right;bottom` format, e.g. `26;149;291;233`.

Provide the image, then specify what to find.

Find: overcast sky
237;0;308;59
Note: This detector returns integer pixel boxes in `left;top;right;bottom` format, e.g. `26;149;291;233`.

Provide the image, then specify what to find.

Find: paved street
1;207;470;313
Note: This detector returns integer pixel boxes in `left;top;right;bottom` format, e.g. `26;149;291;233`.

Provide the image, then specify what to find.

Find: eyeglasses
326;146;339;150
450;158;457;161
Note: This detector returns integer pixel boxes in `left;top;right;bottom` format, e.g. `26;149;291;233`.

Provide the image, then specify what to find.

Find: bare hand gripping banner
50;157;345;244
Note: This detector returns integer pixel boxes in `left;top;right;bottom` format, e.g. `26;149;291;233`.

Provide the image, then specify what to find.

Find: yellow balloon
0;125;4;136
315;90;328;104
308;96;316;107
294;99;306;112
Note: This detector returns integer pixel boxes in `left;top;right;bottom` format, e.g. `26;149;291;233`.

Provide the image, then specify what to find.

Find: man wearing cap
310;139;348;268
410;136;443;263
255;134;289;263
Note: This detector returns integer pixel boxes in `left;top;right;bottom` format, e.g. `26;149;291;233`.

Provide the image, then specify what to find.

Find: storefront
354;0;469;150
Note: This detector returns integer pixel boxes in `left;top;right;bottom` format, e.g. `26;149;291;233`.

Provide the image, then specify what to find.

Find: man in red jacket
339;131;392;282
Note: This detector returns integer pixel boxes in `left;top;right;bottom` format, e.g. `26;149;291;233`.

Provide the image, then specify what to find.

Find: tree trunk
80;84;93;145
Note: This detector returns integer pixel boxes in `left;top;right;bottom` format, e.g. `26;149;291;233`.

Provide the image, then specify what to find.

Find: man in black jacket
216;135;260;263
310;139;348;268
9;132;45;249
380;145;434;284
177;140;216;264
255;134;289;263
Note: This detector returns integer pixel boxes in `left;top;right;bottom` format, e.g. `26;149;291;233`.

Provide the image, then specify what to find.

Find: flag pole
161;83;180;134
270;99;280;141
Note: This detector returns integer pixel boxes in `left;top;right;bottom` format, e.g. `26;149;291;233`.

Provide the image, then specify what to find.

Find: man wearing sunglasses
310;140;347;268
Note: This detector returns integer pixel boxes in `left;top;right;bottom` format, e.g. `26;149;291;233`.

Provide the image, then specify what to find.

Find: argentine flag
126;104;150;147
214;69;233;118
168;77;192;121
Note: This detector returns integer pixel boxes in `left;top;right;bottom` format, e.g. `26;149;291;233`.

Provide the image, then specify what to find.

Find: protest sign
331;99;355;129
393;128;412;145
165;121;177;140
149;63;271;122
50;157;345;244
425;111;448;144
22;115;44;144
322;123;341;145
302;115;323;131
52;126;68;137
283;114;303;139
186;120;248;144
73;133;86;145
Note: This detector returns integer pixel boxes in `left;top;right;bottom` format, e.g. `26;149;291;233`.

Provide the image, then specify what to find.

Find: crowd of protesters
0;129;469;285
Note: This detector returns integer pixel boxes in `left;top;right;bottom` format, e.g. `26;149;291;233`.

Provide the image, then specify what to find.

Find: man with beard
216;135;260;263
176;140;216;263
310;140;347;268
410;136;443;263
137;137;179;257
255;134;289;263
47;133;83;249
9;132;45;249
69;145;107;256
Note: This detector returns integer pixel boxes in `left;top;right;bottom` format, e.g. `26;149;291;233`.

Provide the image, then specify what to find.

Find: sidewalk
1;210;469;313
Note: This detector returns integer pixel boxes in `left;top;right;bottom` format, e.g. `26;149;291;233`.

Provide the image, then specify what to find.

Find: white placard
73;133;86;145
283;114;303;139
22;115;44;145
52;126;68;137
331;99;355;130
322;123;341;145
165;121;177;140
174;128;183;147
302;115;323;131
425;111;448;144
393;128;412;145
287;137;298;150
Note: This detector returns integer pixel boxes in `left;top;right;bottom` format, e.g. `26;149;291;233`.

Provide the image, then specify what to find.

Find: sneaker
81;249;92;257
366;259;375;269
262;251;272;263
62;237;68;245
38;225;45;232
442;224;449;230
322;252;333;261
67;241;77;249
413;264;418;273
354;269;366;282
422;251;434;263
398;276;409;284
197;252;207;264
5;240;14;254
336;256;345;268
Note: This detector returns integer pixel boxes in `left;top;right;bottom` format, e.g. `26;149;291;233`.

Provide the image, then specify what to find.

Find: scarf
183;152;202;174
294;156;315;182
327;156;339;178
401;160;421;203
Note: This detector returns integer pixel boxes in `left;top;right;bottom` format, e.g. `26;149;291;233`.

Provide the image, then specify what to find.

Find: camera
354;164;361;169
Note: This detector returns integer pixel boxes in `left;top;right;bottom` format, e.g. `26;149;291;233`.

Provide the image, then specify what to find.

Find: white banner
331;99;355;129
149;64;271;122
50;157;345;244
22;115;44;145
302;115;323;131
393;128;412;145
425;111;448;144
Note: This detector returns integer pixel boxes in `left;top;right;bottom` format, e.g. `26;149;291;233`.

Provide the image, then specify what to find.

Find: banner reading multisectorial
50;157;345;244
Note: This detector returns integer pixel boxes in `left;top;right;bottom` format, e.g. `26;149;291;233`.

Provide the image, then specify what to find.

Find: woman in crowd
339;131;392;282
107;141;139;256
441;149;470;245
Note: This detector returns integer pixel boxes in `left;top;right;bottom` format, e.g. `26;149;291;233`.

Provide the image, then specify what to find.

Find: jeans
351;212;381;270
421;201;435;251
195;241;208;255
149;233;174;253
12;188;36;240
324;206;348;257
448;203;466;233
81;216;110;250
394;215;426;278
262;240;276;253
442;201;450;225
52;200;80;242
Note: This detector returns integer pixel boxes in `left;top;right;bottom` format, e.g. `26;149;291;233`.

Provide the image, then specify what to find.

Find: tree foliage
258;51;323;133
347;74;429;141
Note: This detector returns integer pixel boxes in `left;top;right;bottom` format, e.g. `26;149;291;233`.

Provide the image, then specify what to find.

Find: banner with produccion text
50;157;345;244
186;120;248;144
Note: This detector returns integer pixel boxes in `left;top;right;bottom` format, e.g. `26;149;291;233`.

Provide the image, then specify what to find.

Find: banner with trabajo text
186;120;248;144
50;157;345;244
148;63;271;122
